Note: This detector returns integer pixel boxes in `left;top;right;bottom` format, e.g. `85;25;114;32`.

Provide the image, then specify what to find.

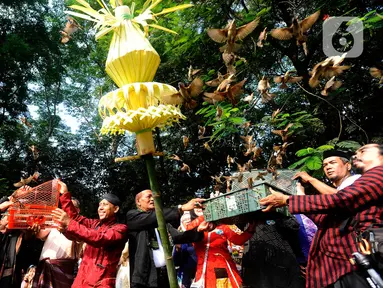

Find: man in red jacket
260;143;383;288
52;181;127;288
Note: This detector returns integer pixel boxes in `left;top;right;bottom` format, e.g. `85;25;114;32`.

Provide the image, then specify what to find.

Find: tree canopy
0;0;382;216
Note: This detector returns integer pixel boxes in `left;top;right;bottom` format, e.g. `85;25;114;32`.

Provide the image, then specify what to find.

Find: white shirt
337;174;362;190
39;229;75;260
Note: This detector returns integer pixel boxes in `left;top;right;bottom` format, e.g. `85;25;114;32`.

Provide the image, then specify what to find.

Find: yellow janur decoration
66;0;192;155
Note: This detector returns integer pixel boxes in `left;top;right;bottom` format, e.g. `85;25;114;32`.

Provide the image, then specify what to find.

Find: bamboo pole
143;154;178;288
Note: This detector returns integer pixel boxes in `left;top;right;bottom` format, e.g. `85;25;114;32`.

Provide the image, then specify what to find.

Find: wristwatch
285;197;290;205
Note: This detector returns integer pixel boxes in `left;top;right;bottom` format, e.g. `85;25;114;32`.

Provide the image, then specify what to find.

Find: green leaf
306;156;323;170
288;156;310;169
296;147;315;157
229;117;246;124
317;145;334;151
336;140;361;150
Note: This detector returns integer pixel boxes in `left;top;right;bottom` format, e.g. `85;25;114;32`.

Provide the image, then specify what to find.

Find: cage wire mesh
203;170;299;224
6;179;59;229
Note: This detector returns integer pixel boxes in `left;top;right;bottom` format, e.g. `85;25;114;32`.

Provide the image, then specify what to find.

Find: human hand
57;180;68;195
197;221;213;232
182;198;205;211
52;208;70;232
0;200;13;212
296;182;306;195
0;215;8;232
28;223;41;235
259;188;289;212
292;171;314;183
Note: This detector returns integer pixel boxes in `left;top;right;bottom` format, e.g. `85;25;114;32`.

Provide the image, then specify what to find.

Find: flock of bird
52;10;383;195
160;10;382;194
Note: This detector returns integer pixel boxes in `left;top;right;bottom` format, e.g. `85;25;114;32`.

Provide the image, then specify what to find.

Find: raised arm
289;166;383;214
293;171;337;195
126;208;180;231
58;182;98;228
64;221;127;247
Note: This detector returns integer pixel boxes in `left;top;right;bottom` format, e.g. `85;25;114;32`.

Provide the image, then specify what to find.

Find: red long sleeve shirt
60;192;127;288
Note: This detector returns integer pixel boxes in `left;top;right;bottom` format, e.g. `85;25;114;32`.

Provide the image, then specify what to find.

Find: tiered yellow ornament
66;1;191;155
66;2;193;287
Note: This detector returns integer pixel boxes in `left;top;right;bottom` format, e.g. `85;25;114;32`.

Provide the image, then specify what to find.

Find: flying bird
204;79;246;106
206;73;231;87
370;67;383;84
271;108;281;120
227;155;235;168
182;136;189;148
270;10;321;55
20;117;32;128
60;16;80;44
13;172;40;188
170;154;182;162
321;76;343;96
188;65;202;81
29;145;39;160
204;142;213;152
309;54;350;88
257;76;276;103
207;18;260;54
216;106;223;120
243;93;254;103
198;126;206;139
274;72;303;89
272;123;294;142
257;28;267;48
180;163;191;173
166;78;204;109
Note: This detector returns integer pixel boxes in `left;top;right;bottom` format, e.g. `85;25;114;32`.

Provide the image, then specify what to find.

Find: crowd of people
0;143;382;288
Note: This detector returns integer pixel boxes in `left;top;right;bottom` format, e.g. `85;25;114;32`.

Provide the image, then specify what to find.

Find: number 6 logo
323;16;364;58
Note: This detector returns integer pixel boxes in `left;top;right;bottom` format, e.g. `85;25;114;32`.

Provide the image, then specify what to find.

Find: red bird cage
7;179;60;229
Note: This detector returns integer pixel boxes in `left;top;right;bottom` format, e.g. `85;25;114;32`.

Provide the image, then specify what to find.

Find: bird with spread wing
270;10;321;55
207;18;260;54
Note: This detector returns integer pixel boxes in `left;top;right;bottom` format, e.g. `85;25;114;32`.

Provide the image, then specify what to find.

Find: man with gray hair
127;189;205;288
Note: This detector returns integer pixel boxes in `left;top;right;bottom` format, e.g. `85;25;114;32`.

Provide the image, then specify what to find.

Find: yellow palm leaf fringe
66;1;193;155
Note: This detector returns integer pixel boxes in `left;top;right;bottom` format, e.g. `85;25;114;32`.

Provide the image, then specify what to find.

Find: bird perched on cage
207;18;260;54
274;71;303;89
309;53;350;88
270;10;321;55
370;67;383;84
321;76;343;96
60;16;80;44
